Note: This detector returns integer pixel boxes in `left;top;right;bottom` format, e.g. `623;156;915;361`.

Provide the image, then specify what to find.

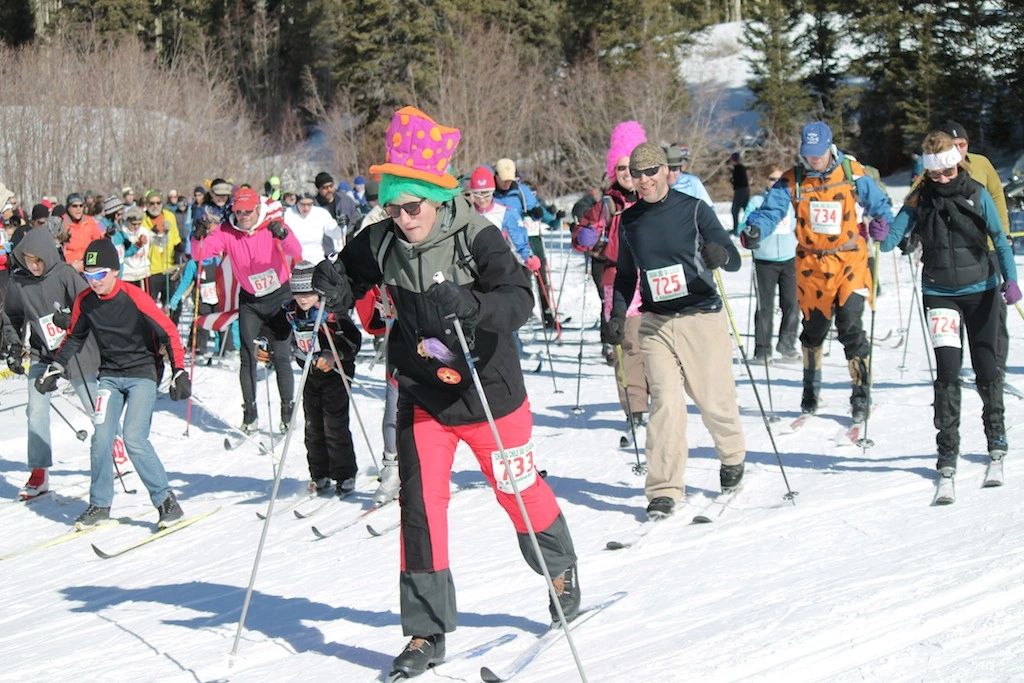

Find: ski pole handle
432;271;458;321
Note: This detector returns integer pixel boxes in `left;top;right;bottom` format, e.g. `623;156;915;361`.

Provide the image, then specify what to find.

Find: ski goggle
82;268;112;281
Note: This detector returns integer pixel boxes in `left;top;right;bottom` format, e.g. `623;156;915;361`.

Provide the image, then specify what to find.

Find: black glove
527;205;544;220
268;220;288;240
192;218;211;240
700;241;729;270
6;343;24;375
607;314;625;345
899;230;920;256
740;228;761;250
34;362;64;393
169;368;191;401
555;209;566;220
52;304;71;331
312;256;355;313
426;281;479;323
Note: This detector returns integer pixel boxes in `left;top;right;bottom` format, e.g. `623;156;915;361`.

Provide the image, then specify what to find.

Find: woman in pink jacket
191;187;302;432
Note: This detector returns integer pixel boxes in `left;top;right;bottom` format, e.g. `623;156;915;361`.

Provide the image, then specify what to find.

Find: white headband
922;147;962;171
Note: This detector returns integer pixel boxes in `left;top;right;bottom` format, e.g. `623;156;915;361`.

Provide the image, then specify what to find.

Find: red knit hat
469;166;495;192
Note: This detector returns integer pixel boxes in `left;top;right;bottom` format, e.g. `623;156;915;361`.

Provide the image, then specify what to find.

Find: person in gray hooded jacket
2;226;102;499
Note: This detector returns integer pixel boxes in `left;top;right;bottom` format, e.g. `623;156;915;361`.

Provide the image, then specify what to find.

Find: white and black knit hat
290;261;315;294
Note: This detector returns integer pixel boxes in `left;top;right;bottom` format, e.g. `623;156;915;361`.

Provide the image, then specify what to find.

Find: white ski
478;592;627;682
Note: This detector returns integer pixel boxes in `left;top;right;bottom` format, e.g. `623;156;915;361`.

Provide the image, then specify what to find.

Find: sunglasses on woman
926;167;957;180
385;198;427;219
628;166;662;179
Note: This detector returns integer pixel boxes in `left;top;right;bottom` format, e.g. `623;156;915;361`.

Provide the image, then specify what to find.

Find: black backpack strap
375;229;395;275
453;228;479;280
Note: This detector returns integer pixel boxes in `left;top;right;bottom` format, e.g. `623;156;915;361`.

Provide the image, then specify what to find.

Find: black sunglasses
385;198;427;219
628;166;662;179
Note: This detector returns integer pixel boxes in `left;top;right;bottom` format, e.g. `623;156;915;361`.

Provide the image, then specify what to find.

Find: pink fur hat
606;121;647;181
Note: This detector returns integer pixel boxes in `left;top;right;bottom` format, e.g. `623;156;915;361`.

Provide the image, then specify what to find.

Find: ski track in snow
2;218;1024;682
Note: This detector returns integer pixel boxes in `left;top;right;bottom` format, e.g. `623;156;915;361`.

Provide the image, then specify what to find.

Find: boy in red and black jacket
38;239;191;530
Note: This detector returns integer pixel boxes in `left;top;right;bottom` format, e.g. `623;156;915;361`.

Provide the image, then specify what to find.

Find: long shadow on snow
687;446;935;480
61;581;548;669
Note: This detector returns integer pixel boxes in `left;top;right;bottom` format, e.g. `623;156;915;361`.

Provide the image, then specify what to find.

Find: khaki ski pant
615;315;650;415
639;309;746;502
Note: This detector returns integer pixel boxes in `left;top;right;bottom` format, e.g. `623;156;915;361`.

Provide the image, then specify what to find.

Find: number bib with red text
491;441;538;494
93;388;112;425
645;264;688;303
199;281;219;305
248;269;281;297
809;201;842;235
294;330;316;355
928;308;962;349
38;314;66;351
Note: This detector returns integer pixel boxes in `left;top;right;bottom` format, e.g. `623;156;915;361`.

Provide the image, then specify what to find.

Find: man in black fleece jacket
610;142;747;522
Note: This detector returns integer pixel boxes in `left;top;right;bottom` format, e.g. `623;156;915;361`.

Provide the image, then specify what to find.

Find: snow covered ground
2;218;1024;682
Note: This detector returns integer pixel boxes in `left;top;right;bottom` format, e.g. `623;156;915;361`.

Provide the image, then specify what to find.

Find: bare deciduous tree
0;35;268;201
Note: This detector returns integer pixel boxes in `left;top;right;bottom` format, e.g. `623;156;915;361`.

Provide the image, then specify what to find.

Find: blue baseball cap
800;121;833;158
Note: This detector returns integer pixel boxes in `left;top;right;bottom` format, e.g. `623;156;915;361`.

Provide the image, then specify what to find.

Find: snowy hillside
2;223;1024;682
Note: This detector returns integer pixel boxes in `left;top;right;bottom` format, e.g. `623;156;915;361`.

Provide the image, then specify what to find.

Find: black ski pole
714;270;798;503
50;402;87;441
533;272;562;394
70;354;135;495
907;254;936;382
572;255;590;414
857;241;882;450
749;265;779;423
897;256;918;375
614;344;645;475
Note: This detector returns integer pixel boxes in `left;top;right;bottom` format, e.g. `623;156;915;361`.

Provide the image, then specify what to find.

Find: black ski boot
548;563;581;625
157;492;184;529
280;400;295;432
848;356;870;422
800;346;822;414
720;463;744;492
977;380;1007;458
391;634;445;677
241;402;258;435
646;496;675;520
933;380;961;472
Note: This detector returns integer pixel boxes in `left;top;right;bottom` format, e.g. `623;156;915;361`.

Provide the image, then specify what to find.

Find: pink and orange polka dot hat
369;106;461;190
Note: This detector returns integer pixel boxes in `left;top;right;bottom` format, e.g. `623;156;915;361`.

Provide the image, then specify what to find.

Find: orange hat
368;106;461;189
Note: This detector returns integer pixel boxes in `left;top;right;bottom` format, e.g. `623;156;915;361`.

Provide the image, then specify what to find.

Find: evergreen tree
798;0;843;117
560;0;694;70
56;0;152;40
0;0;35;46
742;0;811;140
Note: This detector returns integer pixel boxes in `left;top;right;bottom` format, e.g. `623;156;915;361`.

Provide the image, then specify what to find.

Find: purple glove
1003;280;1022;305
574;225;599;250
524;255;542;273
867;217;889;241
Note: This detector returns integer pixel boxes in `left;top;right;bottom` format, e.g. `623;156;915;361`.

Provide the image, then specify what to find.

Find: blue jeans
91;376;171;508
26;361;95;469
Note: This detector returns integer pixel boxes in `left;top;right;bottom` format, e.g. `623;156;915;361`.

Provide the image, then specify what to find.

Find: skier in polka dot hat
326;106;580;678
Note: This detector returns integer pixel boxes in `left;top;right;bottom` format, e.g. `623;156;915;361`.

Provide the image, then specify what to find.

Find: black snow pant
238;288;294;409
753;258;799;356
304;361;357;482
925;288;1005;468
